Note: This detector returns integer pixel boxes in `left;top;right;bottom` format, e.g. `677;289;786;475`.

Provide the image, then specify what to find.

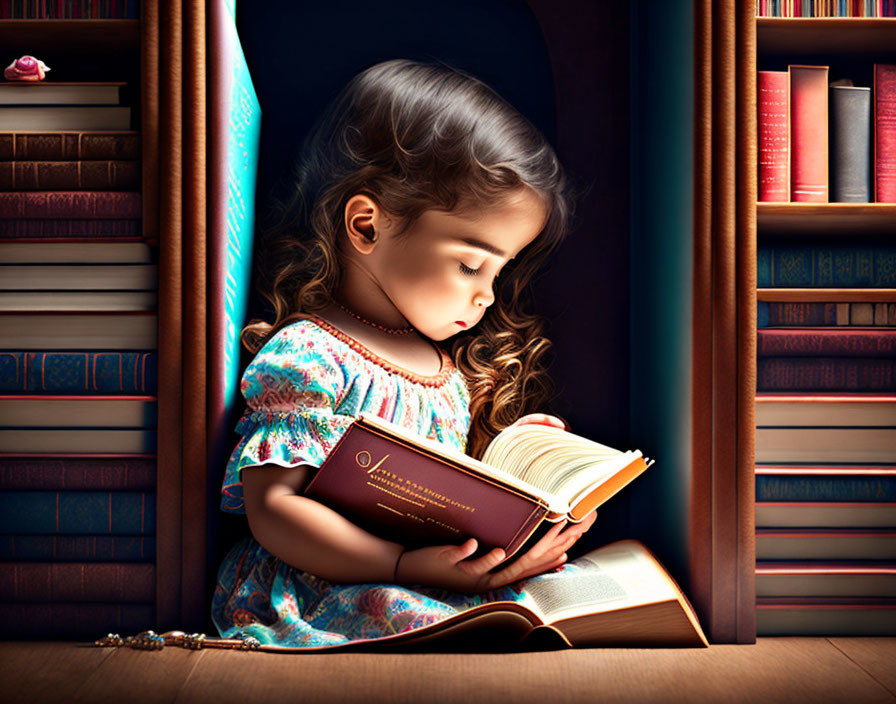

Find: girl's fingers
441;538;479;565
457;546;505;576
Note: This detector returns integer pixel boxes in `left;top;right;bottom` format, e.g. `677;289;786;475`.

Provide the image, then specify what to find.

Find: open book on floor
304;413;653;558
261;540;708;651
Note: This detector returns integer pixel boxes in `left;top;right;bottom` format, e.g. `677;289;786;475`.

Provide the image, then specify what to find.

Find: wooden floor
2;637;895;704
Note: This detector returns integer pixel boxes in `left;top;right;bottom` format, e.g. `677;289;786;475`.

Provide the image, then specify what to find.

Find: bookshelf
754;15;896;636
0;12;159;638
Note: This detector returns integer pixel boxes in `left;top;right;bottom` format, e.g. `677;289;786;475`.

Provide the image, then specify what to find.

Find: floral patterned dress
211;316;524;648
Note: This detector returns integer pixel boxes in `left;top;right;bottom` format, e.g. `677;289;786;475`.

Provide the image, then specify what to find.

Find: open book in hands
303;413;654;557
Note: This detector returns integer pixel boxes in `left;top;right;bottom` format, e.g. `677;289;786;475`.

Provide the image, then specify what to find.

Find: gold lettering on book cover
356;448;477;513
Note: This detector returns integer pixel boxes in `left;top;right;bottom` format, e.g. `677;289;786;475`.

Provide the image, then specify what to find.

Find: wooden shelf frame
0;19;139;52
757;17;896;54
757;289;896;302
758;203;896;236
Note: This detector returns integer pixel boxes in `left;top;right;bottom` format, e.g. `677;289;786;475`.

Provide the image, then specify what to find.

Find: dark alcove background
210;0;634;613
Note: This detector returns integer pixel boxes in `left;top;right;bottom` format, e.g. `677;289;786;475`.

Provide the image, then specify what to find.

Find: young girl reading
212;59;597;648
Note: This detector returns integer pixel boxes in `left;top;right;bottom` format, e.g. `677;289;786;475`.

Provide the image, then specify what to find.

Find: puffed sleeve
220;322;354;513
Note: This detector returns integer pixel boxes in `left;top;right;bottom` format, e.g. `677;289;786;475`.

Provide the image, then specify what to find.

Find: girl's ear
344;194;384;255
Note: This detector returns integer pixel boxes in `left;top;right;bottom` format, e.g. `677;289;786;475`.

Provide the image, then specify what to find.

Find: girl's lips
456;321;468;328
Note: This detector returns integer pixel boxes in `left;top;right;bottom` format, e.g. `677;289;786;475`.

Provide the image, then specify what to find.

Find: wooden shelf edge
757;289;896;302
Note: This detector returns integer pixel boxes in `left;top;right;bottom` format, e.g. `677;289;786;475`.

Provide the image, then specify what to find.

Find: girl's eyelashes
458;262;480;277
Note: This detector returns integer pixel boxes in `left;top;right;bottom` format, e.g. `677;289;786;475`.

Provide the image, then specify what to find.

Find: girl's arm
242;463;404;583
243;462;596;590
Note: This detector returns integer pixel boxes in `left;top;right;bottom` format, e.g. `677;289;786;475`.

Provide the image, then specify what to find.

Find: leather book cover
0;132;140;161
304;419;549;556
0;161;141;190
789;65;829;202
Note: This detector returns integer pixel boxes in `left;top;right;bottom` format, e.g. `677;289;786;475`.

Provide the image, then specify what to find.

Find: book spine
0;161;141;191
0;492;156;535
790;66;829;202
0;602;154;638
0;219;141;237
0;535;155;561
830;86;871;202
0;456;156;490
0;352;158;394
756;475;896;502
757;245;896;287
758;71;790;202
0;191;141;219
875;64;896;202
758;358;896;391
757;302;840;327
0;562;154;602
757;329;896;357
0;132;141;161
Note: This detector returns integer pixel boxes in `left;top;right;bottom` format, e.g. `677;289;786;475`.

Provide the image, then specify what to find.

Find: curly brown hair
243;59;573;459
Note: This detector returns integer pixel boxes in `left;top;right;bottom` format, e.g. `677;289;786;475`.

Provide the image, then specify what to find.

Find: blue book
757;245;896;287
0;491;156;535
0;351;157;393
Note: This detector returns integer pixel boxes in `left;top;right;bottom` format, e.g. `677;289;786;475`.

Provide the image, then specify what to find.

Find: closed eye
459;262;480;277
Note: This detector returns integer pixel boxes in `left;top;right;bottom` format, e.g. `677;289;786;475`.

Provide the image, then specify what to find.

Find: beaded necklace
333;300;416;336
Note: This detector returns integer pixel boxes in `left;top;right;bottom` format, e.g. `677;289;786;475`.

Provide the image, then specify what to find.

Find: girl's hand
508;413;569;431
395;510;597;593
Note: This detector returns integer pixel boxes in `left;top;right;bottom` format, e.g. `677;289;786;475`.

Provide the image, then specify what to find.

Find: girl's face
368;187;548;341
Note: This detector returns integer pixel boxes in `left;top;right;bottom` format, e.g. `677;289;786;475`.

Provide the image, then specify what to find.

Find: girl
212;59;597;648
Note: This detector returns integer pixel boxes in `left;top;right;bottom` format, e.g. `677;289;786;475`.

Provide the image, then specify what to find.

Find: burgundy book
0;602;154;639
757;329;896;357
0;132;140;161
758;357;896;391
0;219;140;237
875;64;896;202
790;65;829;202
0;161;140;190
0;563;154;602
303;414;650;557
758;70;790;202
0;191;141;219
0;457;155;490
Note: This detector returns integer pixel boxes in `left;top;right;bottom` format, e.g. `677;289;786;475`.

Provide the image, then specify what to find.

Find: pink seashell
4;55;51;82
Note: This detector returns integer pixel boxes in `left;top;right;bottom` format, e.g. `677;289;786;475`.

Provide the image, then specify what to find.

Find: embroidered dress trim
308;315;456;388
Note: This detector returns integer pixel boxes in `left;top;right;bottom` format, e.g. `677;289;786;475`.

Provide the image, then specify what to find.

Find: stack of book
758;63;895;203
755;243;896;635
0;79;157;638
757;1;896;17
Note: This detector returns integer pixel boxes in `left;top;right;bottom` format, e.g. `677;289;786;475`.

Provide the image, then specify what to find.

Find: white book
0;242;151;264
755;394;896;427
0;264;157;291
755;427;896;463
756;502;896;529
0;82;124;105
0;428;155;453
0;106;130;131
0;291;157;311
0;313;157;349
0;397;156;428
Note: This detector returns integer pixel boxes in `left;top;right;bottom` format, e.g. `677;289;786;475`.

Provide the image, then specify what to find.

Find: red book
757;329;896;357
875;64;896;202
758;70;790;202
789;65;829;202
0;191;141;219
